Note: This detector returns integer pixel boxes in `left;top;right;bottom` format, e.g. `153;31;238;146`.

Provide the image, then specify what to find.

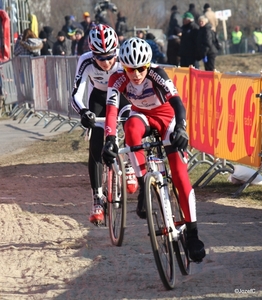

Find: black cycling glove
102;135;118;166
170;120;189;151
80;108;96;128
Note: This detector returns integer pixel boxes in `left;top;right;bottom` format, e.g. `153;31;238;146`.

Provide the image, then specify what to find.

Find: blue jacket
145;39;165;63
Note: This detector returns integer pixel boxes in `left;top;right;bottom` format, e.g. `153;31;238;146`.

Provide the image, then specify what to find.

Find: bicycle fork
150;171;183;242
110;160;122;204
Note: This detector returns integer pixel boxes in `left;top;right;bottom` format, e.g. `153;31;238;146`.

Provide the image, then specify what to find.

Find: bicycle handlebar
94;116;128;124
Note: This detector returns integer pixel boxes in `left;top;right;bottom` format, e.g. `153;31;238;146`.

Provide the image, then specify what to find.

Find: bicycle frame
118;136;185;242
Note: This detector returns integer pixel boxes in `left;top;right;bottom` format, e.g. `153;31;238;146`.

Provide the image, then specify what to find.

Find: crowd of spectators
14;11;96;57
14;3;261;72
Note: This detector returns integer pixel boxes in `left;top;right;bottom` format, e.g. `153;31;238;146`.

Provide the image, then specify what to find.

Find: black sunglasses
93;53;116;61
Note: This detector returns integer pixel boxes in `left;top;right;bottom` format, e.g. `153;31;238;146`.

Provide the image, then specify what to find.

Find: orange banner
215;74;261;166
189;68;215;154
164;66;190;129
164;66;262;167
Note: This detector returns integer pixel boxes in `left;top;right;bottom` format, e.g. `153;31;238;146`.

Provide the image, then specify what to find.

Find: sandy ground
0;117;261;300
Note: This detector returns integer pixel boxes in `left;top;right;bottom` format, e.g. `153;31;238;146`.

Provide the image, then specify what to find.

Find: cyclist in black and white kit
71;24;130;225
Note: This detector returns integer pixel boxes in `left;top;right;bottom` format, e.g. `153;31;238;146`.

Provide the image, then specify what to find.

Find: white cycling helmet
119;37;152;68
88;24;118;54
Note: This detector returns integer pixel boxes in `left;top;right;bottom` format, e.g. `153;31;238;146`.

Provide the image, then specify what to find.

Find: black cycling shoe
136;207;147;219
187;237;206;262
136;176;146;219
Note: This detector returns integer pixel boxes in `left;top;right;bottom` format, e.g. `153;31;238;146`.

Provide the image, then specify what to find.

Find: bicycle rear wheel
169;182;190;275
145;174;176;290
108;154;127;246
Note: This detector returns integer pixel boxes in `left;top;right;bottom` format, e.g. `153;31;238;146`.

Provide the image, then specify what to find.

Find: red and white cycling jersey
105;64;180;136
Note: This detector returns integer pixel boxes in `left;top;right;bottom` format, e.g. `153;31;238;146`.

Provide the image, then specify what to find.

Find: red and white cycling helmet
88;24;118;54
119;37;152;68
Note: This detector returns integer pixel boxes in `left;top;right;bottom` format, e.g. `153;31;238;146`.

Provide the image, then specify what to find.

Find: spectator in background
253;27;262;52
71;29;84;56
43;26;56;51
136;30;146;39
81;12;96;53
115;12;128;37
186;3;200;23
61;16;77;39
14;28;43;56
39;30;50;55
52;31;71;55
167;5;182;37
81;11;92;33
145;32;166;63
179;12;199;68
118;35;126;46
231;26;242;54
39;26;56;55
70;15;84;32
167;26;182;66
197;15;218;71
83;21;96;53
203;3;218;32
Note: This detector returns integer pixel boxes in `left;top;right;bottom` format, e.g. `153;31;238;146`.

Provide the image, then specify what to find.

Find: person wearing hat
43;26;56;51
186;3;200;23
80;11;97;53
145;32;166;63
52;31;71;55
71;29;85;56
167;26;182;66
167;5;183;37
39;26;56;55
179;12;200;68
81;11;92;33
61;16;77;39
39;30;50;55
203;3;218;32
61;15;83;39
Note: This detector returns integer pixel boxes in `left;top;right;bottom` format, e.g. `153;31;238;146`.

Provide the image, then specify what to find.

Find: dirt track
0;118;261;299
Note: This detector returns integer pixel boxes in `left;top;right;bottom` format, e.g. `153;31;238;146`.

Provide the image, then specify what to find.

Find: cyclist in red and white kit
71;24;130;225
102;38;205;262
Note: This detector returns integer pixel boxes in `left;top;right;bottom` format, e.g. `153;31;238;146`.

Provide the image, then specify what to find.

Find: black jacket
167;11;182;36
196;23;218;60
115;17;128;36
179;22;199;59
71;37;85;56
167;35;181;66
52;39;71;55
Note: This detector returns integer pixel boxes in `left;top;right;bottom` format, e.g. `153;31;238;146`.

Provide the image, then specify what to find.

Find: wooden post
222;18;227;41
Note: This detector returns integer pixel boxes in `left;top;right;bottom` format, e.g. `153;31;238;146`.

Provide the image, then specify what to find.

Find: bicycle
91;114;129;246
118;130;190;290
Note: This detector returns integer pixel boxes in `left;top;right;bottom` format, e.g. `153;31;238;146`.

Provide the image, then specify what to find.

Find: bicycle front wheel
108;154;127;246
145;174;176;290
